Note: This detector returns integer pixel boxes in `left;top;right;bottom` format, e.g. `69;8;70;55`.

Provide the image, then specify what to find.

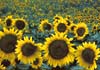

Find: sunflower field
1;0;100;70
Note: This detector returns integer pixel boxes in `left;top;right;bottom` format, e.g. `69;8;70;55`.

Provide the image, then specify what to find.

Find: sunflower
31;56;43;69
54;19;68;35
53;15;63;25
91;24;98;33
74;22;88;40
3;15;15;28
0;28;22;62
75;42;100;70
14;18;28;32
65;15;71;20
53;15;63;22
65;20;73;26
15;36;42;64
97;23;100;32
0;58;15;68
43;33;75;67
39;19;52;32
69;23;77;32
64;15;72;23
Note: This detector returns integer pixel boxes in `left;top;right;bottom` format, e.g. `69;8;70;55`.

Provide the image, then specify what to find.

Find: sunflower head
53;15;63;25
14;18;28;32
3;15;15;28
65;20;72;26
0;57;16;68
43;33;75;67
74;22;88;40
2;59;15;67
39;19;52;32
31;56;43;69
0;28;22;61
69;23;77;32
15;36;42;64
53;15;63;21
1;59;11;67
75;42;100;70
66;15;71;19
64;15;72;22
54;19;68;35
91;24;98;33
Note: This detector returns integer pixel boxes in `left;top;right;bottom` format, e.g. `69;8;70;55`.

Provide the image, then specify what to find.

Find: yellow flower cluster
0;15;100;70
1;15;28;32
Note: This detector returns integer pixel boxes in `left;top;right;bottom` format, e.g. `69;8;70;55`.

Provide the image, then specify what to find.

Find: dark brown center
66;20;71;26
0;34;17;53
49;40;68;59
67;16;70;19
21;43;37;57
52;66;66;70
15;20;25;30
43;23;51;31
57;23;66;32
1;59;10;67
82;48;95;64
55;17;60;20
6;19;12;26
33;58;39;65
77;27;85;36
15;58;20;64
71;26;76;31
93;26;96;29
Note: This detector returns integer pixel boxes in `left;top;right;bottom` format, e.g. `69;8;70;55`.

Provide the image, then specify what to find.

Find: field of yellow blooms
0;0;100;70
